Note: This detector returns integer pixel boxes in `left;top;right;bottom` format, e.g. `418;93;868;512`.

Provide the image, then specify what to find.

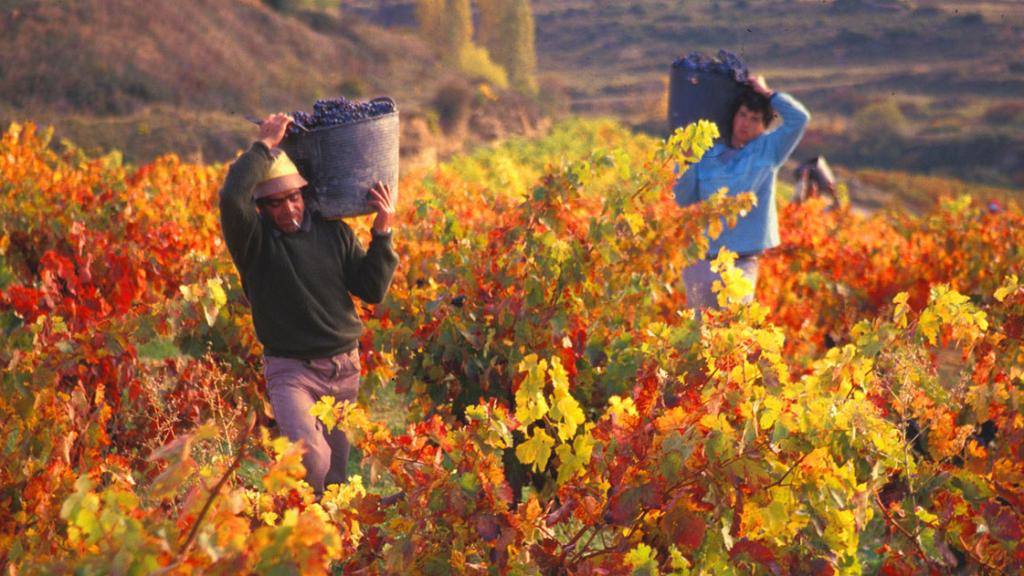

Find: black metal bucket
668;68;744;145
279;97;399;219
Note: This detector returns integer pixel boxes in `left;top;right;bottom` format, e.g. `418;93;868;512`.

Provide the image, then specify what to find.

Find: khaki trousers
264;349;360;495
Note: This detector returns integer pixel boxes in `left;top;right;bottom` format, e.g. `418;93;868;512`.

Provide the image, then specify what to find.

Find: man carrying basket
674;74;809;313
219;113;399;496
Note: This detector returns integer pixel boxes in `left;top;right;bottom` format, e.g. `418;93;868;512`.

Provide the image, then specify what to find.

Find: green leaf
138;337;180;360
659;432;694;478
626;543;660;576
459;471;480;494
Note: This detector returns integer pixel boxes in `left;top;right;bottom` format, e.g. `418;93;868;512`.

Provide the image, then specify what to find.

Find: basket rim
289;104;399;136
669;67;744;81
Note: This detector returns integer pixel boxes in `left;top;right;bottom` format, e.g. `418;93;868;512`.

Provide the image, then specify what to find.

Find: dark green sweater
218;143;399;359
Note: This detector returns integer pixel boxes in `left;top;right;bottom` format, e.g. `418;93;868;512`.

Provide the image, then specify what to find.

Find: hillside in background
3;0;1021;192
529;0;1024;188
348;0;1024;190
0;0;548;164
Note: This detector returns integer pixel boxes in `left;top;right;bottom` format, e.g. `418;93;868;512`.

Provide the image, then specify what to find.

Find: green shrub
853;99;911;140
434;82;475;135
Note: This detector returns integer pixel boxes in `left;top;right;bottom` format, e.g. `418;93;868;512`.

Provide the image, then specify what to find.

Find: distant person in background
793;155;839;208
674;74;809;315
219;113;399;497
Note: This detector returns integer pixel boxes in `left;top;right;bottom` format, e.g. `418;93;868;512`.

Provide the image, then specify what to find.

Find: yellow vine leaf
322;475;367;513
699;413;734;434
745;486;805;541
334;402;379;445
669;545;693;574
759;395;784;430
466;404;513;450
59;476;101;545
515;354;550;427
178;277;227;327
607;395;638;418
892;291;910;328
664;119;719;166
555;429;595;484
548;356;570;390
622;212;645;235
919;284;988;345
625;543;659;573
918;308;941;345
549;358;585;441
710;249;755;308
516;427;555;472
263;436;307;494
994;274;1019;303
553;392;585;442
310;397;341;433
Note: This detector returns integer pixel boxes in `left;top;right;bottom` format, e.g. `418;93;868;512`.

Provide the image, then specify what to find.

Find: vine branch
177;411;256;559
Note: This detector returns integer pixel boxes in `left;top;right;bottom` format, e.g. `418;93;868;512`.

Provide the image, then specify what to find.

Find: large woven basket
668;68;743;145
279;97;399;219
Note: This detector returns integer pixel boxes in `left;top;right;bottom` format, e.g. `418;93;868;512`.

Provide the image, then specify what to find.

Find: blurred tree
476;0;502;52
444;0;473;57
852;99;911;159
416;0;512;89
416;0;444;46
504;0;538;95
476;0;538;95
458;44;509;88
854;99;910;140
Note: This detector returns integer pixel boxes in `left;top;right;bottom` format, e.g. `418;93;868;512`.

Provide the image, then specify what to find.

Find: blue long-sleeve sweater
673;92;810;257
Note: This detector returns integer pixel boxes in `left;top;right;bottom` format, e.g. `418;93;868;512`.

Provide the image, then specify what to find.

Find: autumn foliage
1;119;1022;574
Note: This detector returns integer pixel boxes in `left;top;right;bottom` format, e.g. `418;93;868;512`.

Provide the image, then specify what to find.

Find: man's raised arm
218;114;292;267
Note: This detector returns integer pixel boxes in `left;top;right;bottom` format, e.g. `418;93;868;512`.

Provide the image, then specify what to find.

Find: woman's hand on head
749;75;774;98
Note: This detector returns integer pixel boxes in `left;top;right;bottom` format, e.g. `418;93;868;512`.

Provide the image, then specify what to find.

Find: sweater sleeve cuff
371;229;394;241
251;141;273;158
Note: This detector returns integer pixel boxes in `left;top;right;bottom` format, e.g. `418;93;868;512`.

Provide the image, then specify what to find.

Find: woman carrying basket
673;74;809;315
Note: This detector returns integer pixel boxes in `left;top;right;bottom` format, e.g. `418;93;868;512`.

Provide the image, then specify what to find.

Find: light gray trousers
682;255;760;314
684;255;781;386
264;349;360;495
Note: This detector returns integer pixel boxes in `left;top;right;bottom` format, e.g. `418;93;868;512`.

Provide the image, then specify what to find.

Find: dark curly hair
733;88;774;127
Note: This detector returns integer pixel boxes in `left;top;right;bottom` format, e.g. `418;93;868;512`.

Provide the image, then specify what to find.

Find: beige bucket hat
254;149;308;200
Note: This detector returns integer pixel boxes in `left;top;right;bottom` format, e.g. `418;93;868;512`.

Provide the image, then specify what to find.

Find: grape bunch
672;49;749;83
288;97;396;134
